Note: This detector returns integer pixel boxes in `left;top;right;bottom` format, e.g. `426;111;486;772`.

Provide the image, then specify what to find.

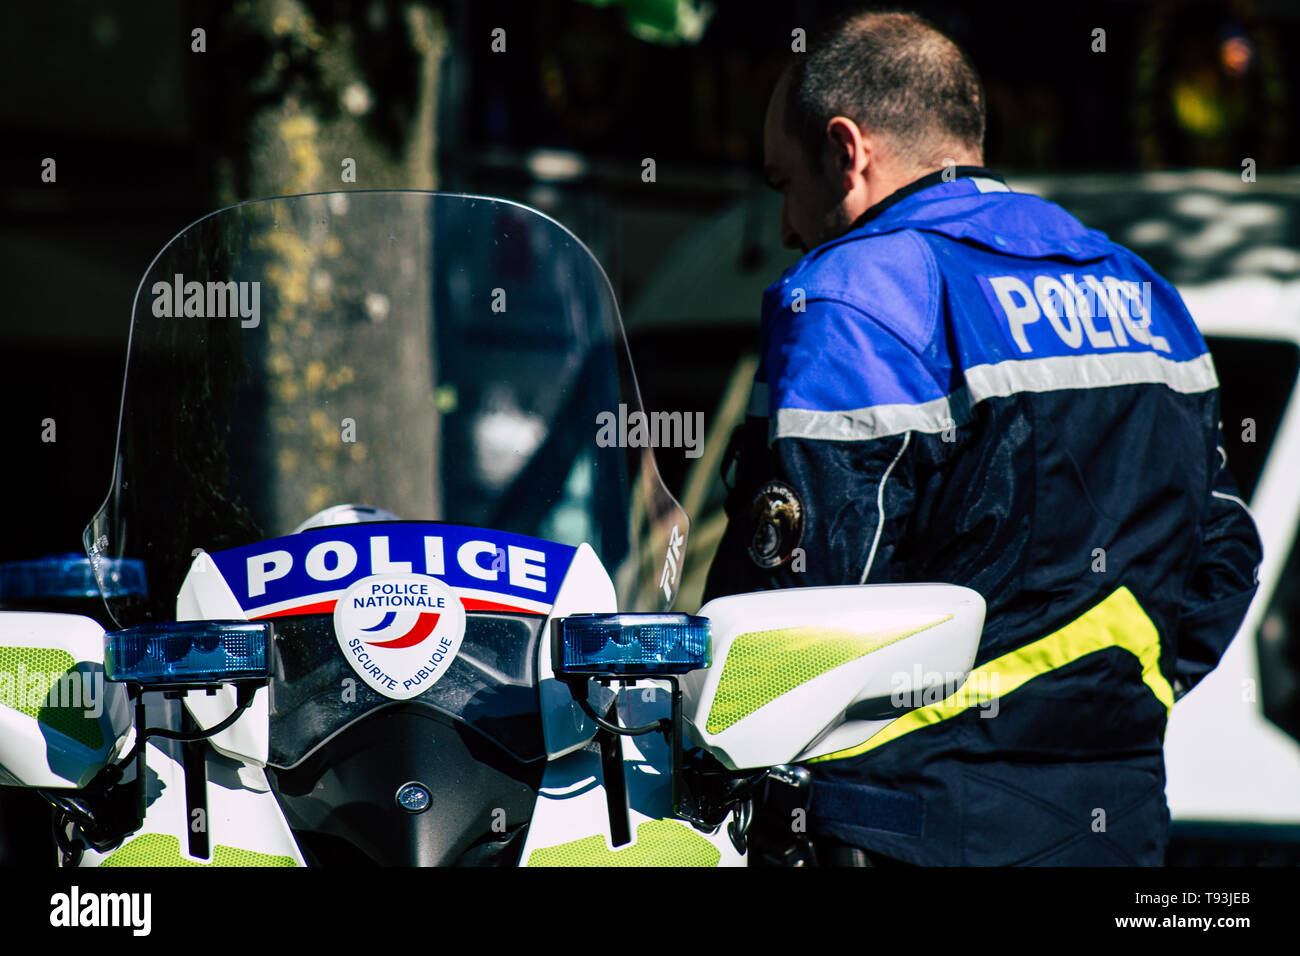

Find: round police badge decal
334;572;467;700
747;480;804;569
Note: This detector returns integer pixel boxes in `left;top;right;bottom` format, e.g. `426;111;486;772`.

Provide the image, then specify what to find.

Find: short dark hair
786;10;985;169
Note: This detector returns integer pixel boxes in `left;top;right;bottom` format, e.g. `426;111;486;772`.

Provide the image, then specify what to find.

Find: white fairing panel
523;545;745;865
520;683;743;867
536;542;618;758
0;612;132;789
683;584;985;770
175;553;269;770
76;702;305;868
175;538;618;772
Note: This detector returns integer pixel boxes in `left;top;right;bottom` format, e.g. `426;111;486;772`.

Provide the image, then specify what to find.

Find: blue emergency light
0;553;147;600
104;620;272;687
556;613;710;676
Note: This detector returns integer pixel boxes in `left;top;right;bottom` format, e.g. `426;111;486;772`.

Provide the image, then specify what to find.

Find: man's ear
823;116;868;190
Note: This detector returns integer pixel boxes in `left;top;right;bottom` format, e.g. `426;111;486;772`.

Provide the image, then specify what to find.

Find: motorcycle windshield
85;191;687;627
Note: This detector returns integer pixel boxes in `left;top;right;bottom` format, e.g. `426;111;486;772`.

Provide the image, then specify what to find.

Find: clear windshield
85;192;687;626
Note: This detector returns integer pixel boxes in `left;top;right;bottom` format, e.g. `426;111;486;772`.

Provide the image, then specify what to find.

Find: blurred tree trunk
200;0;448;527
207;0;445;201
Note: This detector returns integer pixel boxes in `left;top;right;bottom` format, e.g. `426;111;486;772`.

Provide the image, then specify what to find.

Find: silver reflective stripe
771;351;1218;442
964;351;1218;401
773;392;966;443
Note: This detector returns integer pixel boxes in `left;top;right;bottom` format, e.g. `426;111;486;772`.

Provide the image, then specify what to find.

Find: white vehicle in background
1163;277;1300;858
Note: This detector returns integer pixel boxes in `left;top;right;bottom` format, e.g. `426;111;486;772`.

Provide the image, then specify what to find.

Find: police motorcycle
0;191;985;866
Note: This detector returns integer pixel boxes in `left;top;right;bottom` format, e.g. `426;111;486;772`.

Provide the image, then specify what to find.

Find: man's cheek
790;196;821;251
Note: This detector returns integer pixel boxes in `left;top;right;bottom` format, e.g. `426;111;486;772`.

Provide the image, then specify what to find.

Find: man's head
764;10;986;252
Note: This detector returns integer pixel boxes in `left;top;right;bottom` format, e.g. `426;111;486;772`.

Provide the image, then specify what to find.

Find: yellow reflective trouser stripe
808;585;1173;764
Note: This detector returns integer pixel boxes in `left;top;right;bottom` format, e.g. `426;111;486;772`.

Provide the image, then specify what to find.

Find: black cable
113;683;258;769
574;691;669;736
40;684;262;859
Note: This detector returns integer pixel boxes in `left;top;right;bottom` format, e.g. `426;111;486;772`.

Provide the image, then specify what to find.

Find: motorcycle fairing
205;522;577;619
74;716;306;869
519;687;744;867
0;612;132;790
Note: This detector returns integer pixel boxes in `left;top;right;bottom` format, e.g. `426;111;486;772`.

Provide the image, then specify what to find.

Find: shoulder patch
747;480;804;569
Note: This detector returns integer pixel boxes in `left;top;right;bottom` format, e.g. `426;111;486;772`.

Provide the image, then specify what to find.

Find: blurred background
2;0;1300;864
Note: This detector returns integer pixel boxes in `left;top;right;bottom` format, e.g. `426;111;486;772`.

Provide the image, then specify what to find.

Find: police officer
704;10;1263;866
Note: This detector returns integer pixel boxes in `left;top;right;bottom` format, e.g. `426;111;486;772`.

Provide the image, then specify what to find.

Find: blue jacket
704;167;1262;865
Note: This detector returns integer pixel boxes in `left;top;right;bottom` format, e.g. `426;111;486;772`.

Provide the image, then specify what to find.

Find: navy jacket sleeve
702;298;935;598
771;431;915;586
1172;422;1264;697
